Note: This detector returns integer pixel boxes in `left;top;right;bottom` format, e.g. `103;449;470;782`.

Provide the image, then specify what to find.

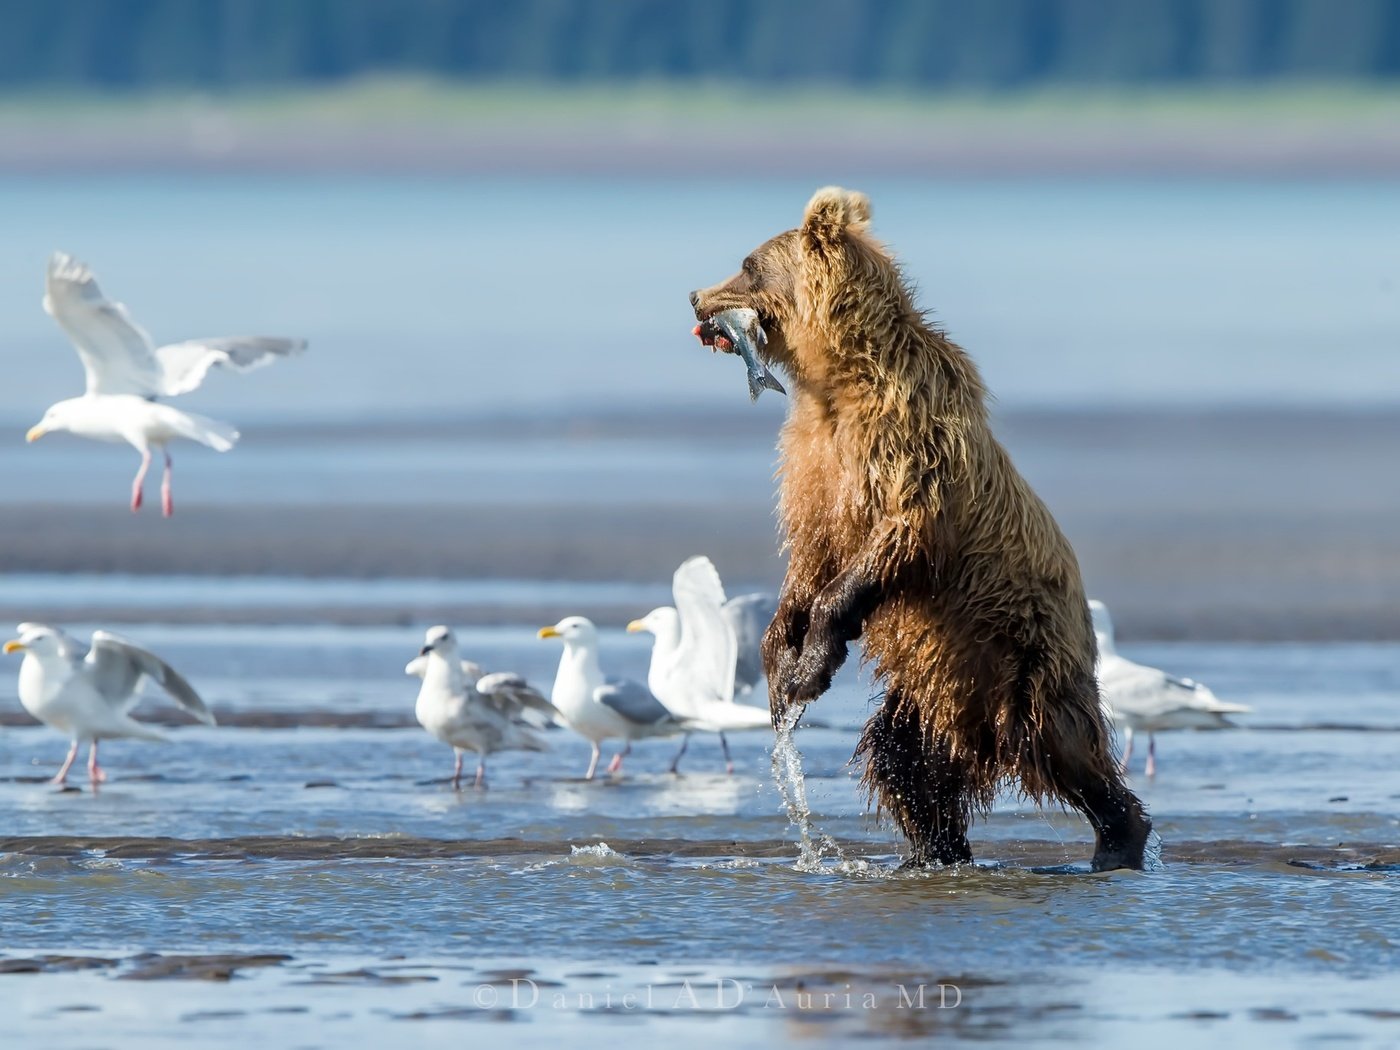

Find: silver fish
708;307;786;401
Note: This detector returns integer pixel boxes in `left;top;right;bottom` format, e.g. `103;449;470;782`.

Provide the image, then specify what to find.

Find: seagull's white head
25;399;85;443
625;607;680;642
419;624;457;657
3;623;66;660
537;616;597;646
1088;599;1116;657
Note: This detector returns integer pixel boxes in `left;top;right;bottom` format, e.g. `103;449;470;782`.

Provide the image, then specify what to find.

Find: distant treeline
2;0;1398;90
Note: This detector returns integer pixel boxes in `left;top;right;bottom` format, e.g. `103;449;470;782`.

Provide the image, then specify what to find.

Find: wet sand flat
6;409;1400;639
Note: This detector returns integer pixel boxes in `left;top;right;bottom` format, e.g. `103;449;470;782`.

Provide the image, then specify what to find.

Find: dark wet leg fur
857;697;974;867
1058;758;1152;872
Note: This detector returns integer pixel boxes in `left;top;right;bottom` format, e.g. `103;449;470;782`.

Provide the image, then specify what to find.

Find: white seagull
1091;600;1251;777
627;556;771;773
723;590;778;697
538;616;687;779
26;252;306;516
409;625;556;789
3;622;216;786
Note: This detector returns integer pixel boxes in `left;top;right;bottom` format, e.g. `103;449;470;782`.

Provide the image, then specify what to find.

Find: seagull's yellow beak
3;640;25;654
25;426;45;443
625;619;647;634
537;626;561;639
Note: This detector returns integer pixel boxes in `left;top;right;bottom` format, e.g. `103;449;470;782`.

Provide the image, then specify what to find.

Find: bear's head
690;186;884;385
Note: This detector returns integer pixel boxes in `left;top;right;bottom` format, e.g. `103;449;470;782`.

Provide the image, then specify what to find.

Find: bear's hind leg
857;696;974;867
1048;744;1151;872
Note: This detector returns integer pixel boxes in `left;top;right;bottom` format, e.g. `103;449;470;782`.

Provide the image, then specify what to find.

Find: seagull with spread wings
628;556;772;774
3;622;217;786
25;252;306;516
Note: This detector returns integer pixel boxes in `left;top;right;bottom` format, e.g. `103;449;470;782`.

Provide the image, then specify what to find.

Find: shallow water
2;624;1398;1046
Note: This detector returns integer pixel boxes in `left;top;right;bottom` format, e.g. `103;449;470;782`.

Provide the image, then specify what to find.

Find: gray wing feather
87;632;216;726
44;252;163;397
476;671;560;728
596;677;675;727
156;336;307;396
723;592;778;694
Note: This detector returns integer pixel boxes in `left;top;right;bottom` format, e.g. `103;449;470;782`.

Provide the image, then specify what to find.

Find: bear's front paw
787;637;844;705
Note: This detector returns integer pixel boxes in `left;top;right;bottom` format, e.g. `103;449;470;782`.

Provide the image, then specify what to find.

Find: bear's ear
803;186;872;235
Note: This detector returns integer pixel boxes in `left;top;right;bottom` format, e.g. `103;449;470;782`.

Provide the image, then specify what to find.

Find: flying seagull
4;622;216;786
26;252;306;516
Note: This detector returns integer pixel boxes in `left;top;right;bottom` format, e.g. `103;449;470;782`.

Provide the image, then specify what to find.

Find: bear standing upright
690;187;1150;870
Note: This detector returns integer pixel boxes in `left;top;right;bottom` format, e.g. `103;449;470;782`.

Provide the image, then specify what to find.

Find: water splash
770;707;844;872
1142;829;1166;873
568;842;619;863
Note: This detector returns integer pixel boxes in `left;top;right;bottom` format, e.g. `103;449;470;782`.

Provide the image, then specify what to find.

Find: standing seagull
26;252;306;516
627;557;771;774
538;616;687;779
410;625;555;789
3;622;216;785
1091;600;1251;776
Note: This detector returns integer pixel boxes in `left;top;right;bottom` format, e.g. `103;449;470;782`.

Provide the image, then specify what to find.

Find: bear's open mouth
692;317;736;354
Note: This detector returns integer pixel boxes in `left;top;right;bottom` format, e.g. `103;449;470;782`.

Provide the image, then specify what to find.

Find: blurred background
0;0;1397;638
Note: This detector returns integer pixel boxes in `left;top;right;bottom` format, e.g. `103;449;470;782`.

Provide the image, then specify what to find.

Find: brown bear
690;187;1150;871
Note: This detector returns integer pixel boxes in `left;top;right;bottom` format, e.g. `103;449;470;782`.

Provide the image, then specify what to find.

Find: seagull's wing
596;677;676;728
722;592;777;695
672;555;738;704
43;252;163;397
404;654;428;678
476;671;560;728
1100;654;1244;728
86;631;217;726
155;336;307;397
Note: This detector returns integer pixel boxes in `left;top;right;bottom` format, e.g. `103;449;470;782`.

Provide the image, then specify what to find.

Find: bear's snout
688;290;701;310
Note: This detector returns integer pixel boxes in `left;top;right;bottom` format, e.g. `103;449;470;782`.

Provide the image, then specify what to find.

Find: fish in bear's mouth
690;307;786;401
691;315;733;352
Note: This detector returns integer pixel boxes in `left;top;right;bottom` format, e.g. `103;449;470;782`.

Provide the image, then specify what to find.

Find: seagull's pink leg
160;449;174;517
1120;728;1135;773
131;450;151;512
719;732;734;776
474;756;487;790
1145;735;1157;778
451;749;464;790
606;742;630;775
51;741;79;785
585;743;601;780
668;733;690;775
87;741;107;784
